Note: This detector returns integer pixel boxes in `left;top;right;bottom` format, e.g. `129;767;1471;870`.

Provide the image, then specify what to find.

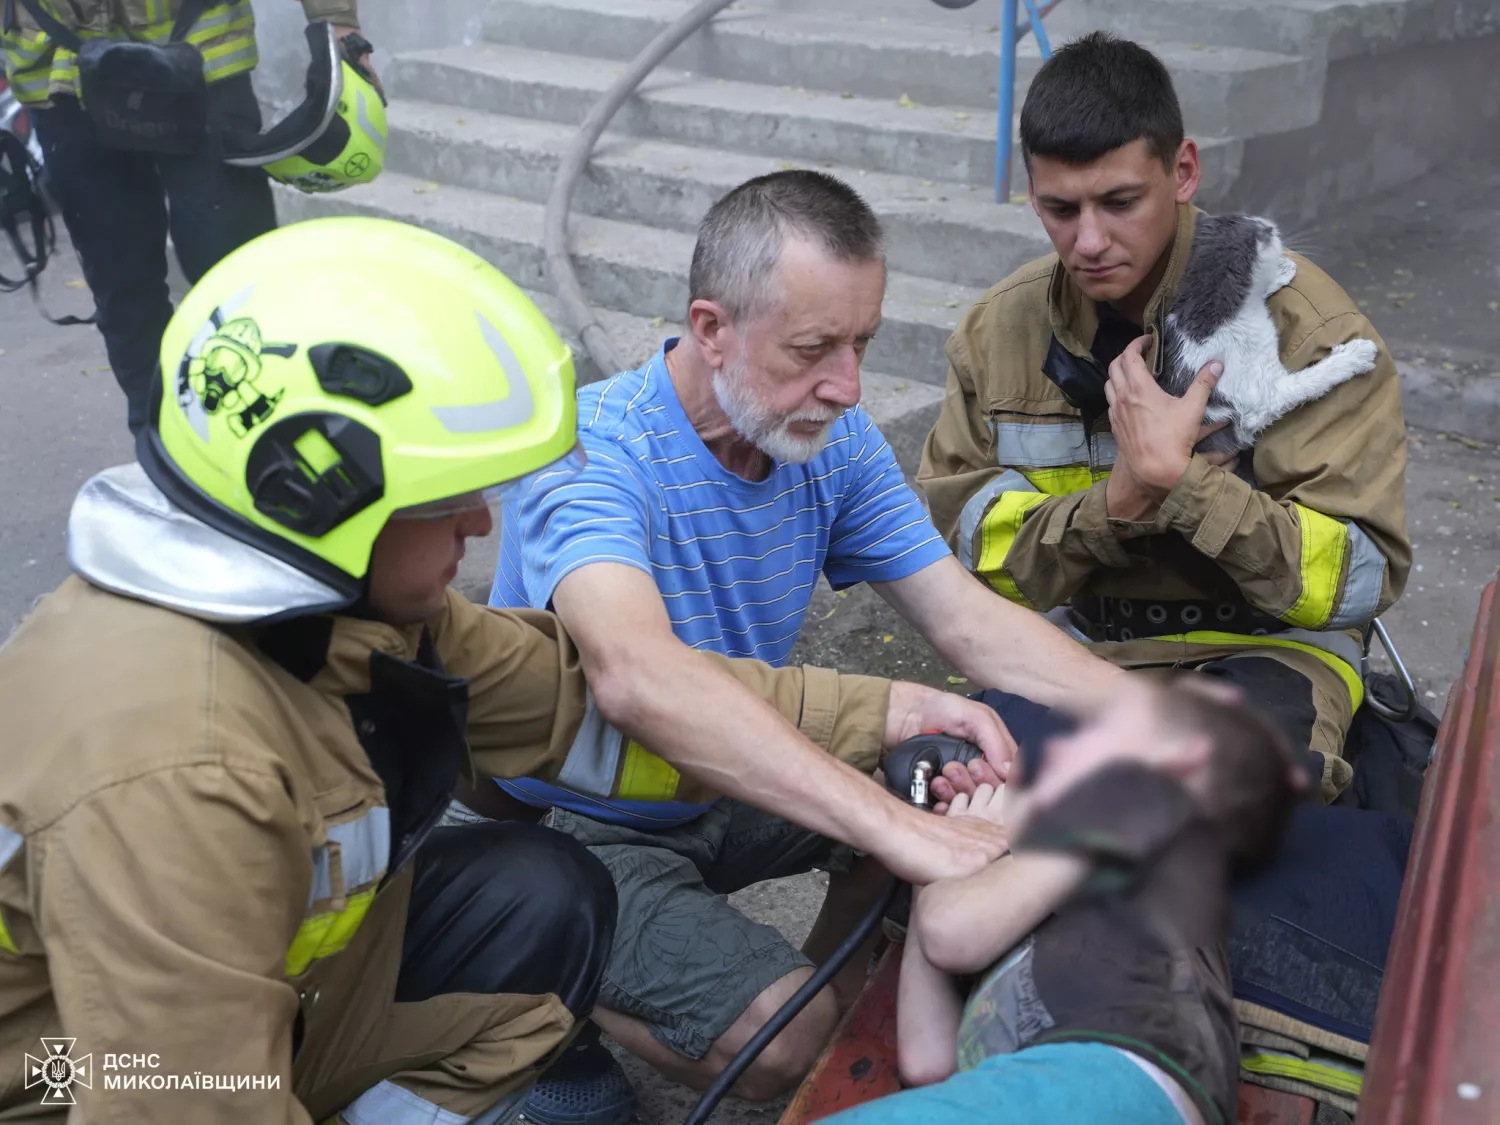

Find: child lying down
825;677;1306;1125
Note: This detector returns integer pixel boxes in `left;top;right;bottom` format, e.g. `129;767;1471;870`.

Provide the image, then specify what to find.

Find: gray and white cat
1160;214;1378;455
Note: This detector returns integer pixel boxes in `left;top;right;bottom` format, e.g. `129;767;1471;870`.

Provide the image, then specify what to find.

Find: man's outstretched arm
872;555;1125;712
546;561;1011;886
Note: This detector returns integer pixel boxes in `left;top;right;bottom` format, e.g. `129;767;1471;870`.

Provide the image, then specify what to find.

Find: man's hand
880;804;1008;885
1104;337;1224;523
332;24;384;98
885;680;1016;778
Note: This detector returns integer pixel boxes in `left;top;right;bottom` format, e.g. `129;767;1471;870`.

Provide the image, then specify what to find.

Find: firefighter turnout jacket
0;466;890;1122
917;204;1411;798
2;0;357;106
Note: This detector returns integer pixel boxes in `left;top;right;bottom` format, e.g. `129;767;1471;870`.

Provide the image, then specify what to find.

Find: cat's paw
1328;338;1379;375
1268;256;1298;295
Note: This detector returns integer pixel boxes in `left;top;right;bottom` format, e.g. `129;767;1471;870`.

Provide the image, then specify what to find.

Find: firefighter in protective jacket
917;35;1410;802
0;219;924;1124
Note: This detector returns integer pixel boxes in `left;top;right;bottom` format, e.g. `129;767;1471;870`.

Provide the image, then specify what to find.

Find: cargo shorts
543;799;853;1060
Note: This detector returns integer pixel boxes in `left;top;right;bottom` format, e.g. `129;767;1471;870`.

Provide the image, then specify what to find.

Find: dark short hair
689;170;884;323
1020;32;1184;171
1160;676;1307;873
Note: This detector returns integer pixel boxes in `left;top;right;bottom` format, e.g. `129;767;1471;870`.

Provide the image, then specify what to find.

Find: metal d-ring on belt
1069;595;1287;644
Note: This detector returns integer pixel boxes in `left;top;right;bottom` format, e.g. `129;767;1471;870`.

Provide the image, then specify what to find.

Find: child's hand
944;781;1006;829
931;757;1004;814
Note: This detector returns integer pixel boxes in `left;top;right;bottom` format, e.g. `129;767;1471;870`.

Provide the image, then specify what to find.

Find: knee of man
730;986;839;1102
401;822;618;1011
499;824;617;936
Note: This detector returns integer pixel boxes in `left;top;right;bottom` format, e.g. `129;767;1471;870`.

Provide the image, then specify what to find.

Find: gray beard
711;354;837;464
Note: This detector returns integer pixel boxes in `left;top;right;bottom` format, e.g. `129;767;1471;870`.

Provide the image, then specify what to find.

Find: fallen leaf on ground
946;675;969;686
882;634;894;643
897;94;917;109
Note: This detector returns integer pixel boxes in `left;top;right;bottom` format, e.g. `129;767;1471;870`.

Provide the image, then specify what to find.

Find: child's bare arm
896;888;968;1087
913;783;1092;975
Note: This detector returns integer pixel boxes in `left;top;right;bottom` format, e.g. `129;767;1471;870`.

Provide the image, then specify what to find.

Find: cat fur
1160;214;1378;456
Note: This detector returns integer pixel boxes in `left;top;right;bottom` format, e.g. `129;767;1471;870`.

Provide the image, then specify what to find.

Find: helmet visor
389;443;588;521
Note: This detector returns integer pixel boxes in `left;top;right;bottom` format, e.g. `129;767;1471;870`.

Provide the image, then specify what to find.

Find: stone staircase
277;0;1500;391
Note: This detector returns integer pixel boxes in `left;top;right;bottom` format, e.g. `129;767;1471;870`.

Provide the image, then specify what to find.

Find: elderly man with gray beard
469;171;1127;1125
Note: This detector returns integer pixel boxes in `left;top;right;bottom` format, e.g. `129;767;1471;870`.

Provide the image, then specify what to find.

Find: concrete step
1045;0;1500;62
384;100;1051;290
479;0;1324;139
274;173;981;386
384;44;1247;196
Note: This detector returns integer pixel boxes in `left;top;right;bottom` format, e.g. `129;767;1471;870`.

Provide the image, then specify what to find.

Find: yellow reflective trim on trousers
976;491;1050;606
1020;466;1110;497
0;913;17;956
1241;1050;1362;1097
616;740;681;802
285;887;377;978
1283;505;1349;630
1151;630;1364;710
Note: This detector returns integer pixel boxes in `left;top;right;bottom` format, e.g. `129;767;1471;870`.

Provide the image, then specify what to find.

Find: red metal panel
1235;1085;1315;1125
779;944;903;1125
1362;578;1500;1123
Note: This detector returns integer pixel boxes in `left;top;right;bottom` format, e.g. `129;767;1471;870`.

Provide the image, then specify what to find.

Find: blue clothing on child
820;1042;1190;1125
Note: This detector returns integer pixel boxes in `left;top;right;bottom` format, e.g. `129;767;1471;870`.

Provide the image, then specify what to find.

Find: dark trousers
976;655;1324;785
30;74;277;434
397;820;618;1012
294;820;618;1122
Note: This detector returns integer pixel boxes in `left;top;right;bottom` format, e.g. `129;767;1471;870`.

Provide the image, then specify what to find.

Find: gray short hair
688;170;884;324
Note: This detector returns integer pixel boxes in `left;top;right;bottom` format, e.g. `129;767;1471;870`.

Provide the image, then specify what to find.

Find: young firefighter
827;678;1306;1125
917;33;1410;803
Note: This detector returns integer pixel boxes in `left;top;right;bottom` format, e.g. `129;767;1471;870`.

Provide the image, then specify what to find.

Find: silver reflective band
309;807;391;905
429;314;538;435
956;469;1036;571
343;1080;473;1125
1327;522;1387;630
0;825;21;871
992;420;1090;468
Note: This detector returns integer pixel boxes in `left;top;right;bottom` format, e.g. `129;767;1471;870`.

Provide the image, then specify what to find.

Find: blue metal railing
995;0;1060;202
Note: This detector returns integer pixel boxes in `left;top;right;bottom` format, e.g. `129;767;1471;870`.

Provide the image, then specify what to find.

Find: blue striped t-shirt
489;340;951;827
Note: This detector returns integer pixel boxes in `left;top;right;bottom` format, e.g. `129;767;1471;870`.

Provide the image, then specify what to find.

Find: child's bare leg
896;888;966;1087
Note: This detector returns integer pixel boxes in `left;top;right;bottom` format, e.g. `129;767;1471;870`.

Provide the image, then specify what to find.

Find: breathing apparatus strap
0;130;93;325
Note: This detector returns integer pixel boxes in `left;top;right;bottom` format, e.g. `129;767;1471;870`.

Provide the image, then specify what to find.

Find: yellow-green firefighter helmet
221;23;387;194
138;216;580;600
